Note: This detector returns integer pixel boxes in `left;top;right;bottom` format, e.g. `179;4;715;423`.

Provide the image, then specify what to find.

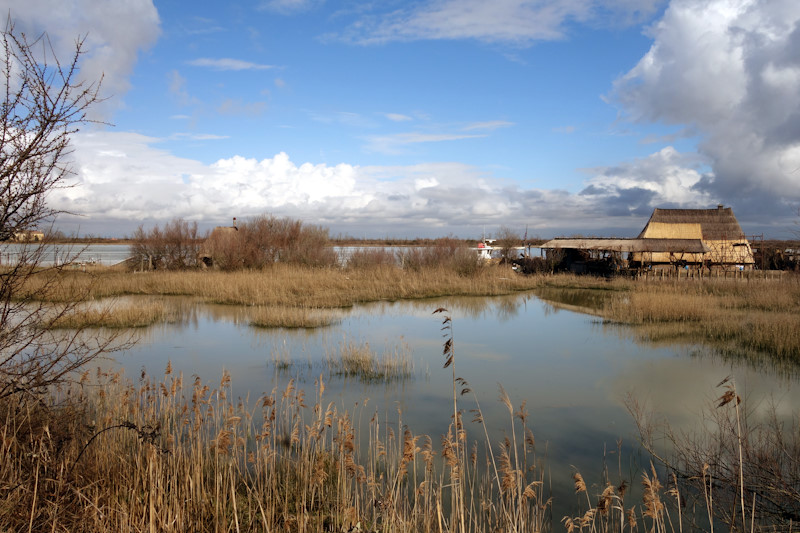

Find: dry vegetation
16;263;544;329
46;300;180;329
325;337;413;383
1;362;552;531
598;275;800;366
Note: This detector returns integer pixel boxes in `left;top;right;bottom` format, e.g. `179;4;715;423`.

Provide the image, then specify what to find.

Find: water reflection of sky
110;292;799;520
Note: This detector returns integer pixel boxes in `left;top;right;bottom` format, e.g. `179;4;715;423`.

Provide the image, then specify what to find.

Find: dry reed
24;263;544;309
325;337;413;383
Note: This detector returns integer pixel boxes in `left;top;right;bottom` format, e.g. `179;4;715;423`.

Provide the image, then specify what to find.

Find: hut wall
705;240;755;265
630;251;705;264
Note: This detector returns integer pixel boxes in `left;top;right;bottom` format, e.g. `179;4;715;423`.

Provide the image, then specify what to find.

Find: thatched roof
540;238;710;253
638;206;747;240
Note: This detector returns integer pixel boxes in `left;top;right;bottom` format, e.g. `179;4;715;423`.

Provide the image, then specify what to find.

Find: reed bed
23;263;545;309
4;301;797;531
5;358;782;531
0;364;551;532
325;337;413;383
600;276;800;362
47;300;179;329
249;305;340;329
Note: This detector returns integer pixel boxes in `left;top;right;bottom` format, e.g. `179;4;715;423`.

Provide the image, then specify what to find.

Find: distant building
541;205;755;272
199;218;239;267
633;205;754;269
12;230;45;242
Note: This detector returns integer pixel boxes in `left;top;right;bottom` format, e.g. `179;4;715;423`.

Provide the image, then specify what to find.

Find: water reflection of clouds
607;353;800;431
601;321;800;381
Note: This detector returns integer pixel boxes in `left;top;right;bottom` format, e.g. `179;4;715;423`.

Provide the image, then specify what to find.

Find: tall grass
22;263;543;309
325;336;413;383
249;305;340;329
0;364;550;532
46;300;179;329
600;276;800;364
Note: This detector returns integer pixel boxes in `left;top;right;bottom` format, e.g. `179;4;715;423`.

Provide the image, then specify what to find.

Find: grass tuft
326;337;413;383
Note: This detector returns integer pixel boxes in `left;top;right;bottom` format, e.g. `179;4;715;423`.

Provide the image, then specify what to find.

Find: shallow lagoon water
109;291;799;519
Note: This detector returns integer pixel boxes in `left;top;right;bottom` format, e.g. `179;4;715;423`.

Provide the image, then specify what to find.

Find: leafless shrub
0;18;128;400
131;218;202;270
202;215;338;269
344;247;397;269
399;237;482;276
495;225;522;262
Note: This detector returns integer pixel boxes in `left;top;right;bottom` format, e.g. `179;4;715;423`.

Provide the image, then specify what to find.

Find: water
0;243;546;268
103;291;799;521
0;243;132;266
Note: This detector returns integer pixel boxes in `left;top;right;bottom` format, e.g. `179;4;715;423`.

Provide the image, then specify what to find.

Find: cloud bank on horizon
6;0;800;238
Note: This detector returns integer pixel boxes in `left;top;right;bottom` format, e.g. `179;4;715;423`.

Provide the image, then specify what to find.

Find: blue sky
8;0;800;238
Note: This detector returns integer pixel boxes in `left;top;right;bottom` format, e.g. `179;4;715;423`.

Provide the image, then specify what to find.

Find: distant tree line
130;215;500;275
131;215;338;270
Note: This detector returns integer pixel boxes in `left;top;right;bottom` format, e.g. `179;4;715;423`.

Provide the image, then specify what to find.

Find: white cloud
4;0;161;120
365;132;486;154
308;111;379;129
384;113;414;122
332;0;665;45
217;99;267;116
54;132;727;237
167;70;194;106
463;120;514;131
187;58;275;71
579;146;714;216
612;0;800;218
259;0;322;15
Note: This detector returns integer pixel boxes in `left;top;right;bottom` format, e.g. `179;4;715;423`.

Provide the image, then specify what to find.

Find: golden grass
46;300;179;329
0;366;550;532
21;263;545;309
249;305;339;329
599;275;800;363
325;337;413;382
6;362;780;531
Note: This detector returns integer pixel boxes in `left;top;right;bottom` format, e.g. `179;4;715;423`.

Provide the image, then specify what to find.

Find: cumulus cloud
51;132;634;236
612;0;800;219
579;146;713;216
4;0;160;119
331;0;664;45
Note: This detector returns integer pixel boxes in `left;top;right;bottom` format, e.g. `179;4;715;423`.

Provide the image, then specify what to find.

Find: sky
6;0;800;239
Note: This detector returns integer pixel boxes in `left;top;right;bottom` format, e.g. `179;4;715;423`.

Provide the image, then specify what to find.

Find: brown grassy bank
600;275;800;365
530;273;800;368
23;264;545;328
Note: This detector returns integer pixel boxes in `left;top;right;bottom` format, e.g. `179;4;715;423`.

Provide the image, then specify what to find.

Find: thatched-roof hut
634;205;754;268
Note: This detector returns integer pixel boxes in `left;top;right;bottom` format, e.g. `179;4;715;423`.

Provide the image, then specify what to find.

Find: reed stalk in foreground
2;361;795;530
0;362;551;532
